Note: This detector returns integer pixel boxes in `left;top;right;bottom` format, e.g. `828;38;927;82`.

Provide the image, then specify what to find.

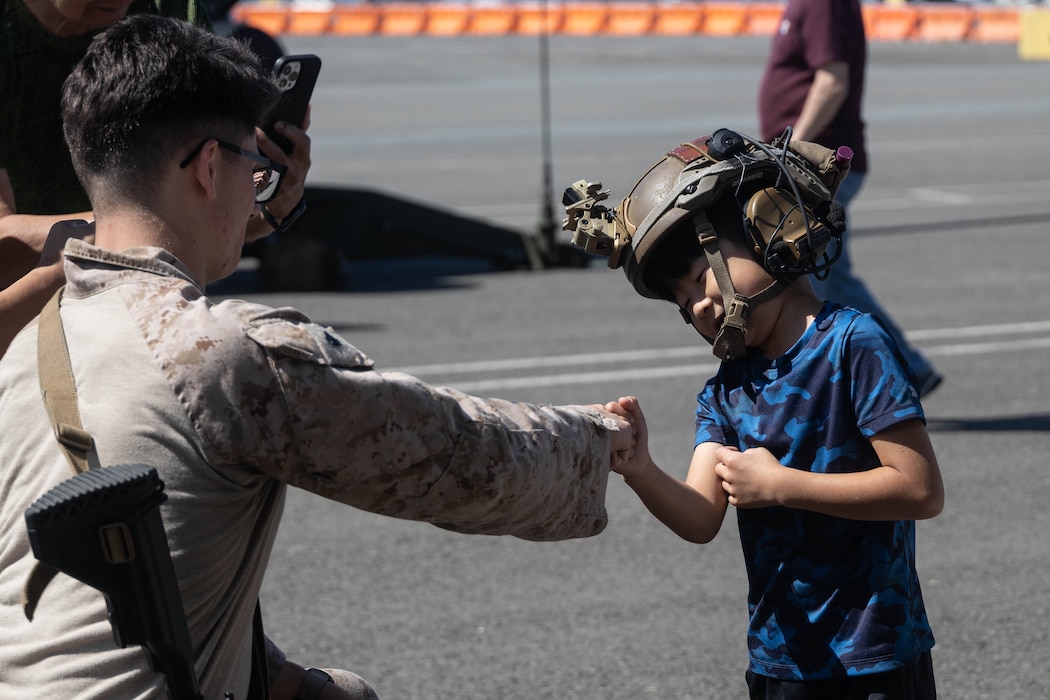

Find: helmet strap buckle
712;294;750;361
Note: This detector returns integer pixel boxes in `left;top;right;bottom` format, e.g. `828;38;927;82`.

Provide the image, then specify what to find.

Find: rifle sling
23;288;94;619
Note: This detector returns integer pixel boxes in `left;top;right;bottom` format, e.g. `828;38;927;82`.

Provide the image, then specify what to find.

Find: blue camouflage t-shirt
695;302;935;680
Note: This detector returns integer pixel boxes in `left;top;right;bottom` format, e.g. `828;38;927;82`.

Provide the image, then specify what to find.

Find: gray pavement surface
229;35;1050;699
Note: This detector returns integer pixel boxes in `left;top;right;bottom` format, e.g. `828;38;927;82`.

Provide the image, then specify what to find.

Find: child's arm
610;396;729;543
714;418;944;521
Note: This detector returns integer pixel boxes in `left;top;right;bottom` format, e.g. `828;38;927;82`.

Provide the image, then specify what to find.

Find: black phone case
264;54;321;154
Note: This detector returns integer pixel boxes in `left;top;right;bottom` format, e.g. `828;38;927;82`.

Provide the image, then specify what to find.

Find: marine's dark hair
61;14;281;206
642;194;749;304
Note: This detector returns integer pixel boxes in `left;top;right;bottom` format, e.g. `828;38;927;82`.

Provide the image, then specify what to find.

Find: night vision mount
562;181;628;267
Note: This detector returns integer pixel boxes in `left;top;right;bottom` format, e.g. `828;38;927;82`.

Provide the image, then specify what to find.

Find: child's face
668;239;776;344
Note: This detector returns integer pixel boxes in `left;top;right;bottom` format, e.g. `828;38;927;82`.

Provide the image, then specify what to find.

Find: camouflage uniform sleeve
209;304;613;541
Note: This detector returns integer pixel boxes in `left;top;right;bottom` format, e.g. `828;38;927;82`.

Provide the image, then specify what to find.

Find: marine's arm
283;370;627;541
714;418;944;521
215;314;630;540
144;295;629;540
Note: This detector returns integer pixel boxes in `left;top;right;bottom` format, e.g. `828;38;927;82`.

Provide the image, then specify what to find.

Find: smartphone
263;54;322;154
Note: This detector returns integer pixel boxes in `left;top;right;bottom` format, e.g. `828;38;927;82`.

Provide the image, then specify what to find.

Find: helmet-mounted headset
562;128;851;361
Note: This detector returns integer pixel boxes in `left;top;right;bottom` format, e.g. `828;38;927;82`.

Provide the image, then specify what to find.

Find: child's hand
713;445;783;508
592;404;632;465
605;396;651;479
596;400;633;472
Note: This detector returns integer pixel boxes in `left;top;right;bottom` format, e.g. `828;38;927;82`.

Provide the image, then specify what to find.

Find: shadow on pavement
927;414;1050;432
217;186;592;295
856;211;1048;238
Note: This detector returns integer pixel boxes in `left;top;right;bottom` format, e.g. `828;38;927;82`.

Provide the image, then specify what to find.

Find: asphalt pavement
228;34;1050;699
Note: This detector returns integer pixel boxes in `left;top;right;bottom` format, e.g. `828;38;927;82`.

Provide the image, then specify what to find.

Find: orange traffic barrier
328;5;380;35
232;4;289;36
426;3;472;35
863;4;920;42
467;5;518;35
378;3;428;35
605;3;656;36
516;2;564;35
285;7;332;35
233;1;1022;43
701;2;748;36
915;5;974;42
970;6;1020;43
651;2;704;35
745;2;784;37
560;3;609;35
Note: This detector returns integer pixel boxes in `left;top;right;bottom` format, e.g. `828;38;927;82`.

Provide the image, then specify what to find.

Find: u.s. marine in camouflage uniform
0;239;623;700
0;16;631;700
567;130;944;699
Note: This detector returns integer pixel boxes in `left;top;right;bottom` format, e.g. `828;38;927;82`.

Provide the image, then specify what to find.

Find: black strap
295;668;333;700
248;601;271;700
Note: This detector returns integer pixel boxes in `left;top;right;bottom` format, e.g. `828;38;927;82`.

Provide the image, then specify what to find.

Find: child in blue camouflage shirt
568;130;944;699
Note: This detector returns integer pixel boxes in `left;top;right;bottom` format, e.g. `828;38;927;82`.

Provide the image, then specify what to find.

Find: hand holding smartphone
263;54;322;154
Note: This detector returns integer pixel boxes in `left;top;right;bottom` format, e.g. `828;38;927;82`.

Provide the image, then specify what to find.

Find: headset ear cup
743;187;794;271
742;190;779;262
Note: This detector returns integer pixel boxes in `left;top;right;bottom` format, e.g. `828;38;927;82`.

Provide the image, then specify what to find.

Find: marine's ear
182;139;222;202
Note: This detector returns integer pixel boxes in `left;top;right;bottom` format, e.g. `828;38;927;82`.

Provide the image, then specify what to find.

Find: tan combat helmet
562;128;851;360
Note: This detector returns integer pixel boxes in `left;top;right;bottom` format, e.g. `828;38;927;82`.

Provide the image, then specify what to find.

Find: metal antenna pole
537;0;557;265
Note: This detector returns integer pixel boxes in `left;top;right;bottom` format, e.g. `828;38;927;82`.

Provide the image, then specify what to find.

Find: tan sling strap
22;287;97;619
37;287;95;473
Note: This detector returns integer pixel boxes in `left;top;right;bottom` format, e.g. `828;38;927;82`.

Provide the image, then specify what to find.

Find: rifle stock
25;464;204;700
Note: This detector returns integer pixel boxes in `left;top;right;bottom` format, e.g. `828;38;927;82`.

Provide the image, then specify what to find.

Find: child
566;129;944;699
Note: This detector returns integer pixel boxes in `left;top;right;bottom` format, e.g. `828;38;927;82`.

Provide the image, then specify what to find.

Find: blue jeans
811;173;936;381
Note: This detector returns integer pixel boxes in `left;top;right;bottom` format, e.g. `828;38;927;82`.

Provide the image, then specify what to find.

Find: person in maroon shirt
758;0;941;396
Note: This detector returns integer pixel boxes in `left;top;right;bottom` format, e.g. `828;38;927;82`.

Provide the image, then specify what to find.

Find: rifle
24;463;205;700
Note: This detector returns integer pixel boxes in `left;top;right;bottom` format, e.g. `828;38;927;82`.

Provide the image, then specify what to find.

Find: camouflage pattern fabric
0;239;614;698
694;303;935;680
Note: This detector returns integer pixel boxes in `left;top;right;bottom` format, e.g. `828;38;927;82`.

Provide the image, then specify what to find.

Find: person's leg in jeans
812;172;942;395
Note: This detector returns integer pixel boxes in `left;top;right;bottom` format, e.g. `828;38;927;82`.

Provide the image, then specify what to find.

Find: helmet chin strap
693;214;788;361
